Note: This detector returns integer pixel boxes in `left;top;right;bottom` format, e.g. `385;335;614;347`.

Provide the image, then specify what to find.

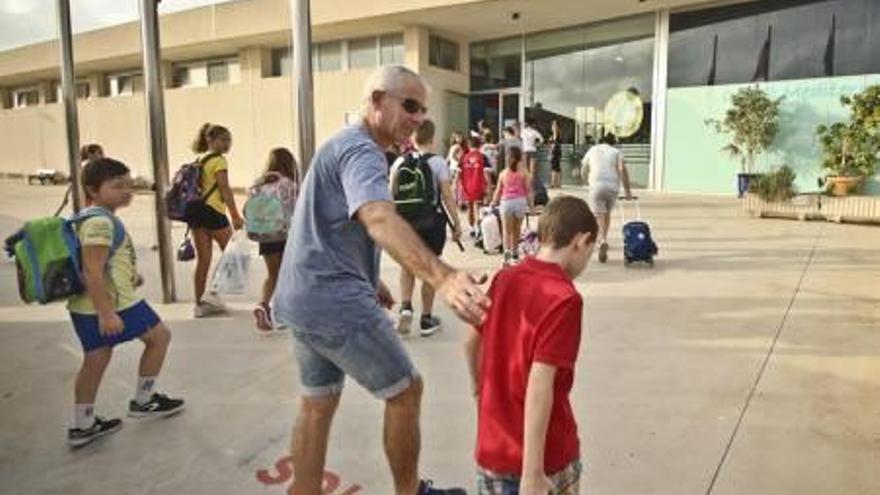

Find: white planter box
743;193;880;224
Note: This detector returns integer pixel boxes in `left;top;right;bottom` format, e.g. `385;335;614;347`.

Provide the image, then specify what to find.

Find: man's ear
576;231;595;250
371;90;385;107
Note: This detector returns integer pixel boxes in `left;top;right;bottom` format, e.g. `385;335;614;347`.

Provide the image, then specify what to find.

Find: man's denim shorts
289;310;419;400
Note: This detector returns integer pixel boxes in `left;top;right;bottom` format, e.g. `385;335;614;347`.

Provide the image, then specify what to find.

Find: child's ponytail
192;123;212;153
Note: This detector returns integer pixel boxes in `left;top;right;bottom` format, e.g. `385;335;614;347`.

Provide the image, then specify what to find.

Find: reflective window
349;37;378;69
669;0;880;87
314;41;342;72
470;37;521;90
12;87;39;108
429;35;460;71
207;61;229;84
49;81;91;102
380;34;405;65
108;71;144;97
271;47;292;77
525;15;655;146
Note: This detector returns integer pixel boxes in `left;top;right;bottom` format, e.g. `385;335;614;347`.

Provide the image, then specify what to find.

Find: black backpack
392;152;438;229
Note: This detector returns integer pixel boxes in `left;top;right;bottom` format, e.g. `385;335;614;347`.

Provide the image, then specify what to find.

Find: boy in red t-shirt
464;195;598;495
458;136;488;239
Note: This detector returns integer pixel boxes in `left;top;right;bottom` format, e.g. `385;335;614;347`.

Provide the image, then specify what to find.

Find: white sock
135;376;157;405
74;403;95;430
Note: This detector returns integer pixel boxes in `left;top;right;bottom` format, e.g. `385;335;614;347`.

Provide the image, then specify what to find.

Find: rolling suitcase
619;197;658;267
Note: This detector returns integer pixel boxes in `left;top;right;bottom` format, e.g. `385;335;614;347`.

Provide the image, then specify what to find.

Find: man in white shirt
520;119;544;177
580;133;632;263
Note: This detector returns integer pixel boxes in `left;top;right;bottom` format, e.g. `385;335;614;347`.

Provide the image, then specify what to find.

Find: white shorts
588;186;619;214
500;197;529;219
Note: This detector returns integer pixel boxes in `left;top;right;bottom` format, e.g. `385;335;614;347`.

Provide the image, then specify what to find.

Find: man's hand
377;280;395;310
436;271;490;326
98;311;124;336
519;473;553;495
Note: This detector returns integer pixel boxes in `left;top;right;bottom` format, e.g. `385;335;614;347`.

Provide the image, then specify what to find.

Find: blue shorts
70;300;161;352
289;310;419;400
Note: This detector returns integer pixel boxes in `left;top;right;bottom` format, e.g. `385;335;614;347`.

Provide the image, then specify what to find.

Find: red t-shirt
460;149;487;201
476;257;583;475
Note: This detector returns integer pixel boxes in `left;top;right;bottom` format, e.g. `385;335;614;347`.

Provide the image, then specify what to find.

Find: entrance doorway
469;89;520;140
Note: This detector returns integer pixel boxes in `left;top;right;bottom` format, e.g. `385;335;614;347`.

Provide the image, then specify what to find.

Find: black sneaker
419;315;442;337
128;393;186;419
68;416;123;448
418;480;466;495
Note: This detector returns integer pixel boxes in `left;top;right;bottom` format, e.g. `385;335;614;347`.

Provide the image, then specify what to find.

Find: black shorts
186;202;230;231
414;214;446;256
551;148;562;172
259;240;286;256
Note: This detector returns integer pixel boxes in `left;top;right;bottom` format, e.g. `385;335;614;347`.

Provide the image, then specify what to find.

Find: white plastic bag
208;232;251;295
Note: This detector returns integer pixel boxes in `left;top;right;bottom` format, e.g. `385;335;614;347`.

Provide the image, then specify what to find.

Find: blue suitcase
619;198;658;266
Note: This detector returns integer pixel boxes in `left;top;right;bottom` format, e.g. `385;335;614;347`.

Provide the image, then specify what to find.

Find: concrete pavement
0;182;877;495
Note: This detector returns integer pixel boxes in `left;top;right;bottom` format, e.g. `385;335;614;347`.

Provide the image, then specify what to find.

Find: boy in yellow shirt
67;158;184;448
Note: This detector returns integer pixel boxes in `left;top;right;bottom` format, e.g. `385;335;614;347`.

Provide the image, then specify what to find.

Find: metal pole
139;0;176;303
291;0;315;172
56;0;82;213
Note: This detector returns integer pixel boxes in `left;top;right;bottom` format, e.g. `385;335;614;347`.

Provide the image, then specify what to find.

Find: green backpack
392;152;438;230
4;207;126;304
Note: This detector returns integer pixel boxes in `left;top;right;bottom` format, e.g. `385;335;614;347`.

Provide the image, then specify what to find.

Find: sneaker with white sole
194;301;224;318
128;393;186;419
418;480;466;495
419;315;441;337
68;416;123;448
397;307;414;335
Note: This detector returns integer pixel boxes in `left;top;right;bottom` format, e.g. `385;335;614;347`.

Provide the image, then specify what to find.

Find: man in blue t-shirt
273;65;489;495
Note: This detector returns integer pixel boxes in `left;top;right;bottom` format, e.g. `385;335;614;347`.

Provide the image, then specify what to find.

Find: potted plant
816;85;880;196
748;165;797;202
706;86;783;197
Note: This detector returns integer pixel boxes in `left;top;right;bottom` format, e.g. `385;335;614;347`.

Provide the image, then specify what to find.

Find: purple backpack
165;153;219;222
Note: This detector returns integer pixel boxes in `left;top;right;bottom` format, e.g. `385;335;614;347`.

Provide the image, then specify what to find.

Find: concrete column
161;61;174;88
84;74;103;98
0;87;9;109
650;9;670;191
403;25;428;72
238;46;266;81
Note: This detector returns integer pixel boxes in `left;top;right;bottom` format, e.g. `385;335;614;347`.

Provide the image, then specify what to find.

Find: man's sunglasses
388;94;428;115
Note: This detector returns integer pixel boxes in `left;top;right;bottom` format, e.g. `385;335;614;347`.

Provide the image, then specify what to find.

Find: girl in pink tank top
491;147;534;265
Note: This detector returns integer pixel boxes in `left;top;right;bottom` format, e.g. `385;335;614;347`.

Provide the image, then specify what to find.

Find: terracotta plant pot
827;176;862;197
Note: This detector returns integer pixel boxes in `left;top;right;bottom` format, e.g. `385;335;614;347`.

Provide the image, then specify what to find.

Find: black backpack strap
199;152;222;201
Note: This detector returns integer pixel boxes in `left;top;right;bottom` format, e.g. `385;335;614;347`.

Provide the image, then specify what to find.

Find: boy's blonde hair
538;196;598;249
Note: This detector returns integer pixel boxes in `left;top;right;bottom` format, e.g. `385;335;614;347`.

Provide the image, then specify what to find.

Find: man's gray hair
360;65;430;117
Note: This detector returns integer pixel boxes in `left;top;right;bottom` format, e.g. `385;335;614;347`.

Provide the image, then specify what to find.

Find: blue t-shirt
273;124;392;332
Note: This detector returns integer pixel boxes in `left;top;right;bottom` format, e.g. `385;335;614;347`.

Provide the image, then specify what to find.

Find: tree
706;86;783;174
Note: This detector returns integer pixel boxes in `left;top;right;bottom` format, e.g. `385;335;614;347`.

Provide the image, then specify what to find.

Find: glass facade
470;15;655;186
669;0;880;87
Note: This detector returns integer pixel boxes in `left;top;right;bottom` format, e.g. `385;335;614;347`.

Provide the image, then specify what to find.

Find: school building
0;0;878;194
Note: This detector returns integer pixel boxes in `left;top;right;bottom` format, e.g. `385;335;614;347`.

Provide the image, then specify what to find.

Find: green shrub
749;165;797;202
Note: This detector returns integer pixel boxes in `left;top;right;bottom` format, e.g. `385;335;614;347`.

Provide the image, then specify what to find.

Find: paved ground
0;182;877;495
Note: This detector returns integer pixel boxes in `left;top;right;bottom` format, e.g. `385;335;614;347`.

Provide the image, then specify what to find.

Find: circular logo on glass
603;90;644;138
